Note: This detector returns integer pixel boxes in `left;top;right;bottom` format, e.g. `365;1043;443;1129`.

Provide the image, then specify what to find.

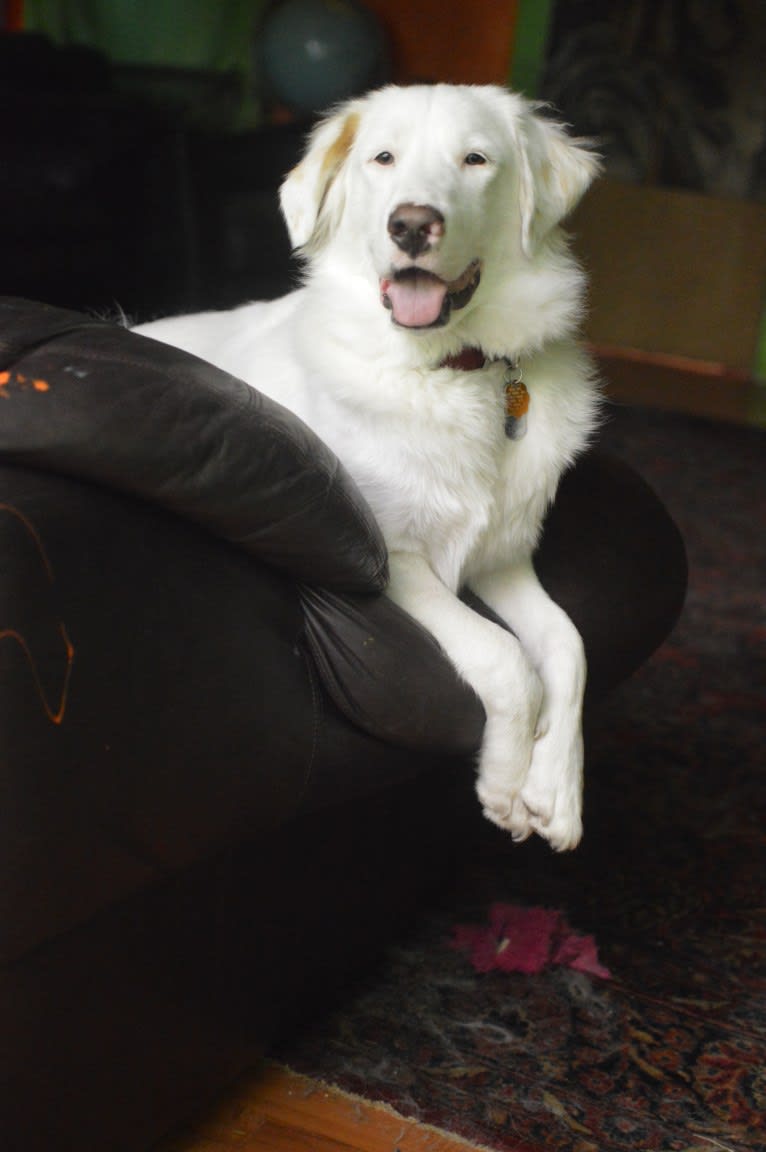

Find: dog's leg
469;560;586;850
387;551;544;842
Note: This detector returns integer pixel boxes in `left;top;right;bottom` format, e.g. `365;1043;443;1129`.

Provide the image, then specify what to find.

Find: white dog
136;84;601;850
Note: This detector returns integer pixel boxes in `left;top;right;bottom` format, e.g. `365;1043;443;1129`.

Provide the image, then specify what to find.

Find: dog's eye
464;152;488;166
373;151;395;166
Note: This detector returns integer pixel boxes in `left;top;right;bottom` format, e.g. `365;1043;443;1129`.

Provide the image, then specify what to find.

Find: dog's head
280;85;599;333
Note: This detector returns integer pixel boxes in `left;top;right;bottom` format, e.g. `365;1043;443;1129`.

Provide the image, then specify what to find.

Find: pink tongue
383;273;448;328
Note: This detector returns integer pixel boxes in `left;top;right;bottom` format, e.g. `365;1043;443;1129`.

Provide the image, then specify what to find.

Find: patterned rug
277;405;766;1152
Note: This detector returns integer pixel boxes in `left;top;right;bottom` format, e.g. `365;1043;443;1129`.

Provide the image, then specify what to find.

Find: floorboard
158;1062;492;1152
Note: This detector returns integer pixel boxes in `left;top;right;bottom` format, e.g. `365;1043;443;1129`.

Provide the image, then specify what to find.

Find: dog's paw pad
480;790;532;840
519;782;555;826
533;812;583;853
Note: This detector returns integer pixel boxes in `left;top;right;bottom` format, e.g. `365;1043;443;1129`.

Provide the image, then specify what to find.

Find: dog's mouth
380;260;481;329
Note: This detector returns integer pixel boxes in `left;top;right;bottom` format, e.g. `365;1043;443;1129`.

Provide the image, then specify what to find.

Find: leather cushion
0;297;387;592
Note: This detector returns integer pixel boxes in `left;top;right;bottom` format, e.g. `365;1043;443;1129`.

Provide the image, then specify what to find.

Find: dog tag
504;368;528;440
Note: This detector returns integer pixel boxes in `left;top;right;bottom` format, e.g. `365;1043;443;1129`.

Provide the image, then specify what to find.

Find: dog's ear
280;104;361;253
516;105;600;257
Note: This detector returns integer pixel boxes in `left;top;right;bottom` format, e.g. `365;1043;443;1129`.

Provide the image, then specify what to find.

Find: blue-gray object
260;0;388;113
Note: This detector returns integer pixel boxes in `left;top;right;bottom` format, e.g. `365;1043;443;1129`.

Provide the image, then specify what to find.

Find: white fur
136;84;601;850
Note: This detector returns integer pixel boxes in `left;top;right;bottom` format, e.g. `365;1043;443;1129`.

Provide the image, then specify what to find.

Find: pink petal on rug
552;930;612;980
451;904;558;974
489;904;561;974
451;904;611;979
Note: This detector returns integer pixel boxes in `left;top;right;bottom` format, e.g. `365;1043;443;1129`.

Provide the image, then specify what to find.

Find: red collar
440;347;487;372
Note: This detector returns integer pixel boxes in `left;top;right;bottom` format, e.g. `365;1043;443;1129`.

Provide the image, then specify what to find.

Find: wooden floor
158;357;762;1152
159;1062;491;1152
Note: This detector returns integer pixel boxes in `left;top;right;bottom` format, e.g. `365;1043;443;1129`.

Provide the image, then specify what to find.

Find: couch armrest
0;297;387;592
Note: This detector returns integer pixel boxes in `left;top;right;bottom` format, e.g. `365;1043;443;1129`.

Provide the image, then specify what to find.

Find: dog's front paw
474;673;542;842
476;710;584;851
478;779;535;842
519;723;584;851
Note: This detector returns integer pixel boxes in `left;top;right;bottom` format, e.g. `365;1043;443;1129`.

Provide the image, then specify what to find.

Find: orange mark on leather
0;624;74;725
1;503;54;579
0;369;51;397
0;503;75;724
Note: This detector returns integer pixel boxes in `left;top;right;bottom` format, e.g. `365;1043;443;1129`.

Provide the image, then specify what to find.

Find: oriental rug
278;405;766;1152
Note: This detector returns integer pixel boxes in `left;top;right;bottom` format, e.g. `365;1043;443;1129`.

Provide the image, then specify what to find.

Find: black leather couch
0;297;687;1151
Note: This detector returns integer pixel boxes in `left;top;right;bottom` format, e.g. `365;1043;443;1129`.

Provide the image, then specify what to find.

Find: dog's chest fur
313;364;510;590
136;288;596;595
154;291;597;595
271;327;579;593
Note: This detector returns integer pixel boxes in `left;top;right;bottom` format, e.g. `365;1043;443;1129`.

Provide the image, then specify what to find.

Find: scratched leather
0;296;388;594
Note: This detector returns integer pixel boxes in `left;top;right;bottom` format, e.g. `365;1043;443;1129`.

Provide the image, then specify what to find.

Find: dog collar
440;346;487;372
440;349;529;439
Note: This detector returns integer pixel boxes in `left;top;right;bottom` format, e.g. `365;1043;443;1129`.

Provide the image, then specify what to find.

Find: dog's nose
387;203;445;258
